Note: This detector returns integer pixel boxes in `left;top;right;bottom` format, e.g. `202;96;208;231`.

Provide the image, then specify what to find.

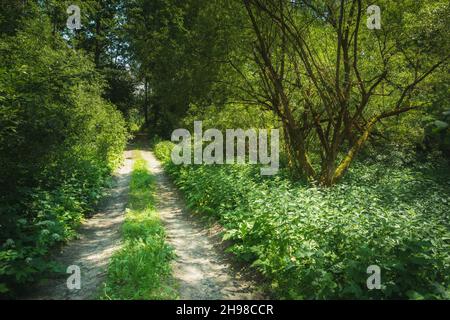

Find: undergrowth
154;141;450;300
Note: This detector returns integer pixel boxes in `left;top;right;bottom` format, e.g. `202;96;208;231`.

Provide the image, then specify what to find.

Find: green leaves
154;141;450;299
0;9;127;298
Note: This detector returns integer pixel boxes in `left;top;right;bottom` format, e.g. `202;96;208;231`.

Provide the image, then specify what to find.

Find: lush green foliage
138;0;450;184
153;140;176;164
0;14;127;297
2;0;449;301
154;141;450;299
101;154;177;300
125;0;238;136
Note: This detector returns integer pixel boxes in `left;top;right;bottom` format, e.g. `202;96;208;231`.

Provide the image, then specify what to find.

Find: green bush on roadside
0;18;127;297
154;141;450;299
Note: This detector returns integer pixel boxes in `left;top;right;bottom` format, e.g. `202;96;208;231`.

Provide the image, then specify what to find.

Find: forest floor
26;143;263;300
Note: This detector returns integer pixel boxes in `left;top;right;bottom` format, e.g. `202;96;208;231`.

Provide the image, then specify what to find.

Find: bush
0;18;127;297
153;141;450;299
153;141;175;164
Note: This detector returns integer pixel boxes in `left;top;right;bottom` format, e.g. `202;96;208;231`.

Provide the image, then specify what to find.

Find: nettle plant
154;141;450;299
171;121;280;175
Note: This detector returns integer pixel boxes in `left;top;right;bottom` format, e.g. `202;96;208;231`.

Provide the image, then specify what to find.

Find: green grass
101;152;177;300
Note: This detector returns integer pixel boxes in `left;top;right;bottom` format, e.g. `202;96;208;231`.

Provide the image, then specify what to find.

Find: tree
0;6;127;295
124;0;235;135
232;0;449;185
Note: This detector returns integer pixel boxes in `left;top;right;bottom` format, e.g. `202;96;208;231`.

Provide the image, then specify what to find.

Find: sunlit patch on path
141;150;264;300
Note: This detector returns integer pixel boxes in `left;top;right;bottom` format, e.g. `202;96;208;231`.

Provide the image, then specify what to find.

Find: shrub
153;141;175;164
154;141;450;299
0;18;127;297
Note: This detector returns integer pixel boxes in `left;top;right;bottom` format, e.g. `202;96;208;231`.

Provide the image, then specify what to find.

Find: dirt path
141;150;263;300
25;147;262;300
26;150;134;300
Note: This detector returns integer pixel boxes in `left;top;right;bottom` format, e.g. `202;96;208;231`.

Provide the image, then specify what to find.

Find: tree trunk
144;78;149;127
333;116;379;183
284;122;316;181
320;159;337;187
94;16;101;67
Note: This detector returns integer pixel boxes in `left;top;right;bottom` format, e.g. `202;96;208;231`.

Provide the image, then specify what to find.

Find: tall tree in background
0;0;36;36
235;0;449;185
124;0;234;136
38;0;136;116
76;0;136;116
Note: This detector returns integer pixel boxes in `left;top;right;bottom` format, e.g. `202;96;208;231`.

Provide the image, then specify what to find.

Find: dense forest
0;0;449;300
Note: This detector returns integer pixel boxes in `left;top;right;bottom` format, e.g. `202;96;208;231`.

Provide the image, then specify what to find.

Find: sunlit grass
101;152;178;300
